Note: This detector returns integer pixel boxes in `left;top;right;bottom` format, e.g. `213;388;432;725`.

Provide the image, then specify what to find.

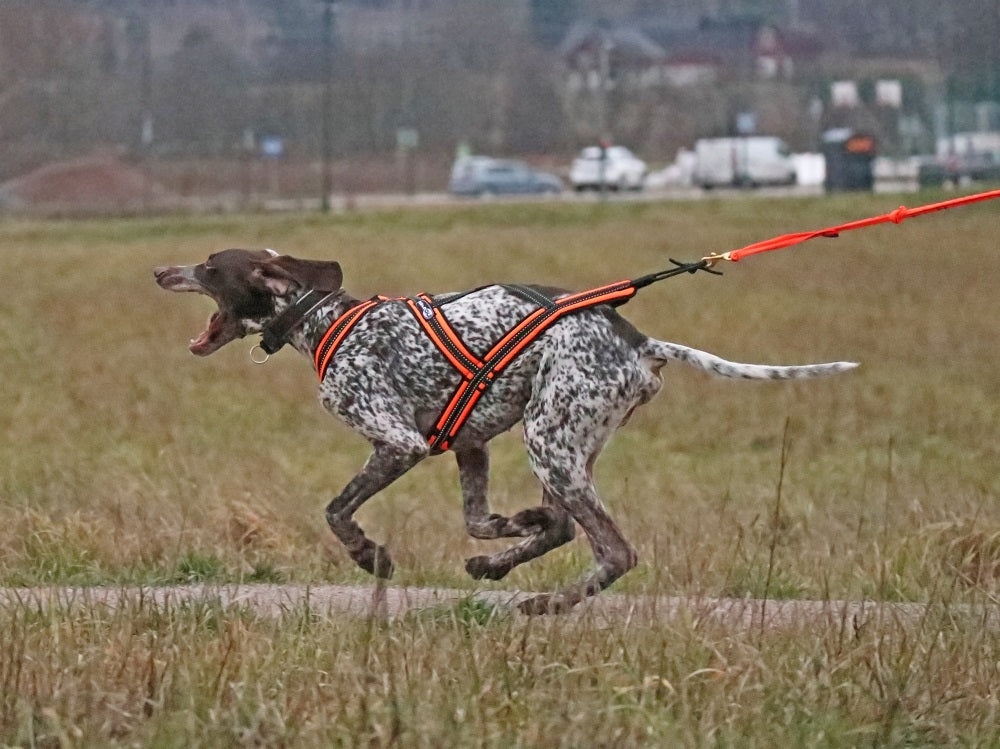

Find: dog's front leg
458;445;574;540
458;445;525;539
457;445;501;539
325;439;427;578
457;445;576;581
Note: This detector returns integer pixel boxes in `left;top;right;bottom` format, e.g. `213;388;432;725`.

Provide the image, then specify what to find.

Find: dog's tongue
189;312;222;355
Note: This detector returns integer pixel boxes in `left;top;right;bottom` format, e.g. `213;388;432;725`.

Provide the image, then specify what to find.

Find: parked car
449;156;562;196
569;145;647;191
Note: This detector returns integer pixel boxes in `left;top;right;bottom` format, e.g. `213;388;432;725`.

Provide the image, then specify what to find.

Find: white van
569;145;647;191
693;136;797;189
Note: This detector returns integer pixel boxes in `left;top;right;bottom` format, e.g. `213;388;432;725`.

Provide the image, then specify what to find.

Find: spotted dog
154;249;857;614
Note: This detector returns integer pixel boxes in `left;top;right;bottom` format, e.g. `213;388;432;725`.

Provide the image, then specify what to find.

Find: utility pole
597;31;613;200
320;0;336;212
126;13;153;209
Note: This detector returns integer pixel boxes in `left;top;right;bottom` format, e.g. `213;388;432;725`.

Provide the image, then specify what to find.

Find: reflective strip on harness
314;296;386;380
312;281;639;452
404;294;483;379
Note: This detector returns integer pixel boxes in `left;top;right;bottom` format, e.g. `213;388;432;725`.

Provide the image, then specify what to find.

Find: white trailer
693;136;797;188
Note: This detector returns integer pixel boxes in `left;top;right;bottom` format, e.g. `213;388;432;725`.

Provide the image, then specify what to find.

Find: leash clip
249;344;270;365
701;252;730;269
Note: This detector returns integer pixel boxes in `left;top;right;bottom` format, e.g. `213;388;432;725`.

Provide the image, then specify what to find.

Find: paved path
2;584;994;630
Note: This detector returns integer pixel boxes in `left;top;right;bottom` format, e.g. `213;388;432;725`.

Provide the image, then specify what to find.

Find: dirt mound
0;153;168;214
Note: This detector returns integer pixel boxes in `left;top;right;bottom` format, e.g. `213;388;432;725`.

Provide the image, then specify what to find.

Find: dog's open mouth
188;309;243;356
190;311;223;355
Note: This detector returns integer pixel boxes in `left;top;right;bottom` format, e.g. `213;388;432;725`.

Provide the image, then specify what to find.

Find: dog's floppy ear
252;255;344;295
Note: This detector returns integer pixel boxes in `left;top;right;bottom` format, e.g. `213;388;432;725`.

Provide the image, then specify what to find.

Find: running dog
154;249;856;613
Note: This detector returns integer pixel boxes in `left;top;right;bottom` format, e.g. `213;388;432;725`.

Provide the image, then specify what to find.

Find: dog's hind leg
325;433;429;579
514;371;641;614
458;444;576;581
515;478;636;615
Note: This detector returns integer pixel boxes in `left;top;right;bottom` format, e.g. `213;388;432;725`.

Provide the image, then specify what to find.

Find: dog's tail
641;339;858;380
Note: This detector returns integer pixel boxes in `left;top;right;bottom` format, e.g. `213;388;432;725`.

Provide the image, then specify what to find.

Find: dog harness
311;260;714;452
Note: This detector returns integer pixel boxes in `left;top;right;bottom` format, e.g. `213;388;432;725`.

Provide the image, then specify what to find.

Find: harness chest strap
313;295;390;377
313;280;639;452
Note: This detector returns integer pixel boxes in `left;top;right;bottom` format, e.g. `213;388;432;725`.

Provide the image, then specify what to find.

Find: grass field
1;192;999;745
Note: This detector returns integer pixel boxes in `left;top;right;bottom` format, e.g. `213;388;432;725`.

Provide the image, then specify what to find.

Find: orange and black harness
311;259;715;453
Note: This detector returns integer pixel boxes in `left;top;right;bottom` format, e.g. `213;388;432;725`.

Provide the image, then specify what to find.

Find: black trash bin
822;129;876;191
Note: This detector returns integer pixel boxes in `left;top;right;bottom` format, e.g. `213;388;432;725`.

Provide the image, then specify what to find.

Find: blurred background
1;0;998;213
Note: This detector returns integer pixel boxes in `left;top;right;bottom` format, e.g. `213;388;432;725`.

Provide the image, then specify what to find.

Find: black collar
259;289;341;355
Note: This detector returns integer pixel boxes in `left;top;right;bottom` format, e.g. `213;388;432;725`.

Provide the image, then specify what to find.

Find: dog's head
154;249;343;355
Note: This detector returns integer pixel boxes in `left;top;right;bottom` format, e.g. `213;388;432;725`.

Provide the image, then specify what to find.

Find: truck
692;136;797;189
935;131;1000;183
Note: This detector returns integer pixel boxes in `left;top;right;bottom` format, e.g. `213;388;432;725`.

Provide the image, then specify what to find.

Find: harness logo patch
416;299;435;320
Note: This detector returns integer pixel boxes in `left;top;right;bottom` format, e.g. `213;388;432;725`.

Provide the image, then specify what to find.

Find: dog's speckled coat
155;249;857;613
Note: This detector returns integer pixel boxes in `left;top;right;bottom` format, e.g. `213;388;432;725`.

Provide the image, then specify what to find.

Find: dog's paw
516;594;574;616
465;555;510;581
508;507;555;535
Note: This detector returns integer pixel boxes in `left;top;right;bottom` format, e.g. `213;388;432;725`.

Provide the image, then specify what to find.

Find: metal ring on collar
249;344;270;364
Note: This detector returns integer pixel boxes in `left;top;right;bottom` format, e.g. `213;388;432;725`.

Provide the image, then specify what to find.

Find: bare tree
155;25;253;155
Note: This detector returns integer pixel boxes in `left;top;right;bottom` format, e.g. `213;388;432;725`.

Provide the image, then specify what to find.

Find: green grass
1;191;1000;745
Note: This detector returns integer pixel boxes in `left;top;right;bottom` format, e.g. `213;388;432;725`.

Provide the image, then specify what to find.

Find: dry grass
1;192;999;745
1;592;998;747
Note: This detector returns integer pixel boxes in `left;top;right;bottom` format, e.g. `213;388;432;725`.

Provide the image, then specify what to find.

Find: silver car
449;156;563;197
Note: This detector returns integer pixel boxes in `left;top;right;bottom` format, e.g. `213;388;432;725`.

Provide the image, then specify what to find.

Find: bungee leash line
276;187;998;450
596;188;1000;287
698;187;1000;268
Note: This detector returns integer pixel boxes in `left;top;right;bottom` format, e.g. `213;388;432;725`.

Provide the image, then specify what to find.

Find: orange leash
702;188;1000;266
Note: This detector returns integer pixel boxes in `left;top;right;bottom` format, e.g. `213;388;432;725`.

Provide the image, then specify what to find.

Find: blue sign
735;112;757;135
260;136;285;158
